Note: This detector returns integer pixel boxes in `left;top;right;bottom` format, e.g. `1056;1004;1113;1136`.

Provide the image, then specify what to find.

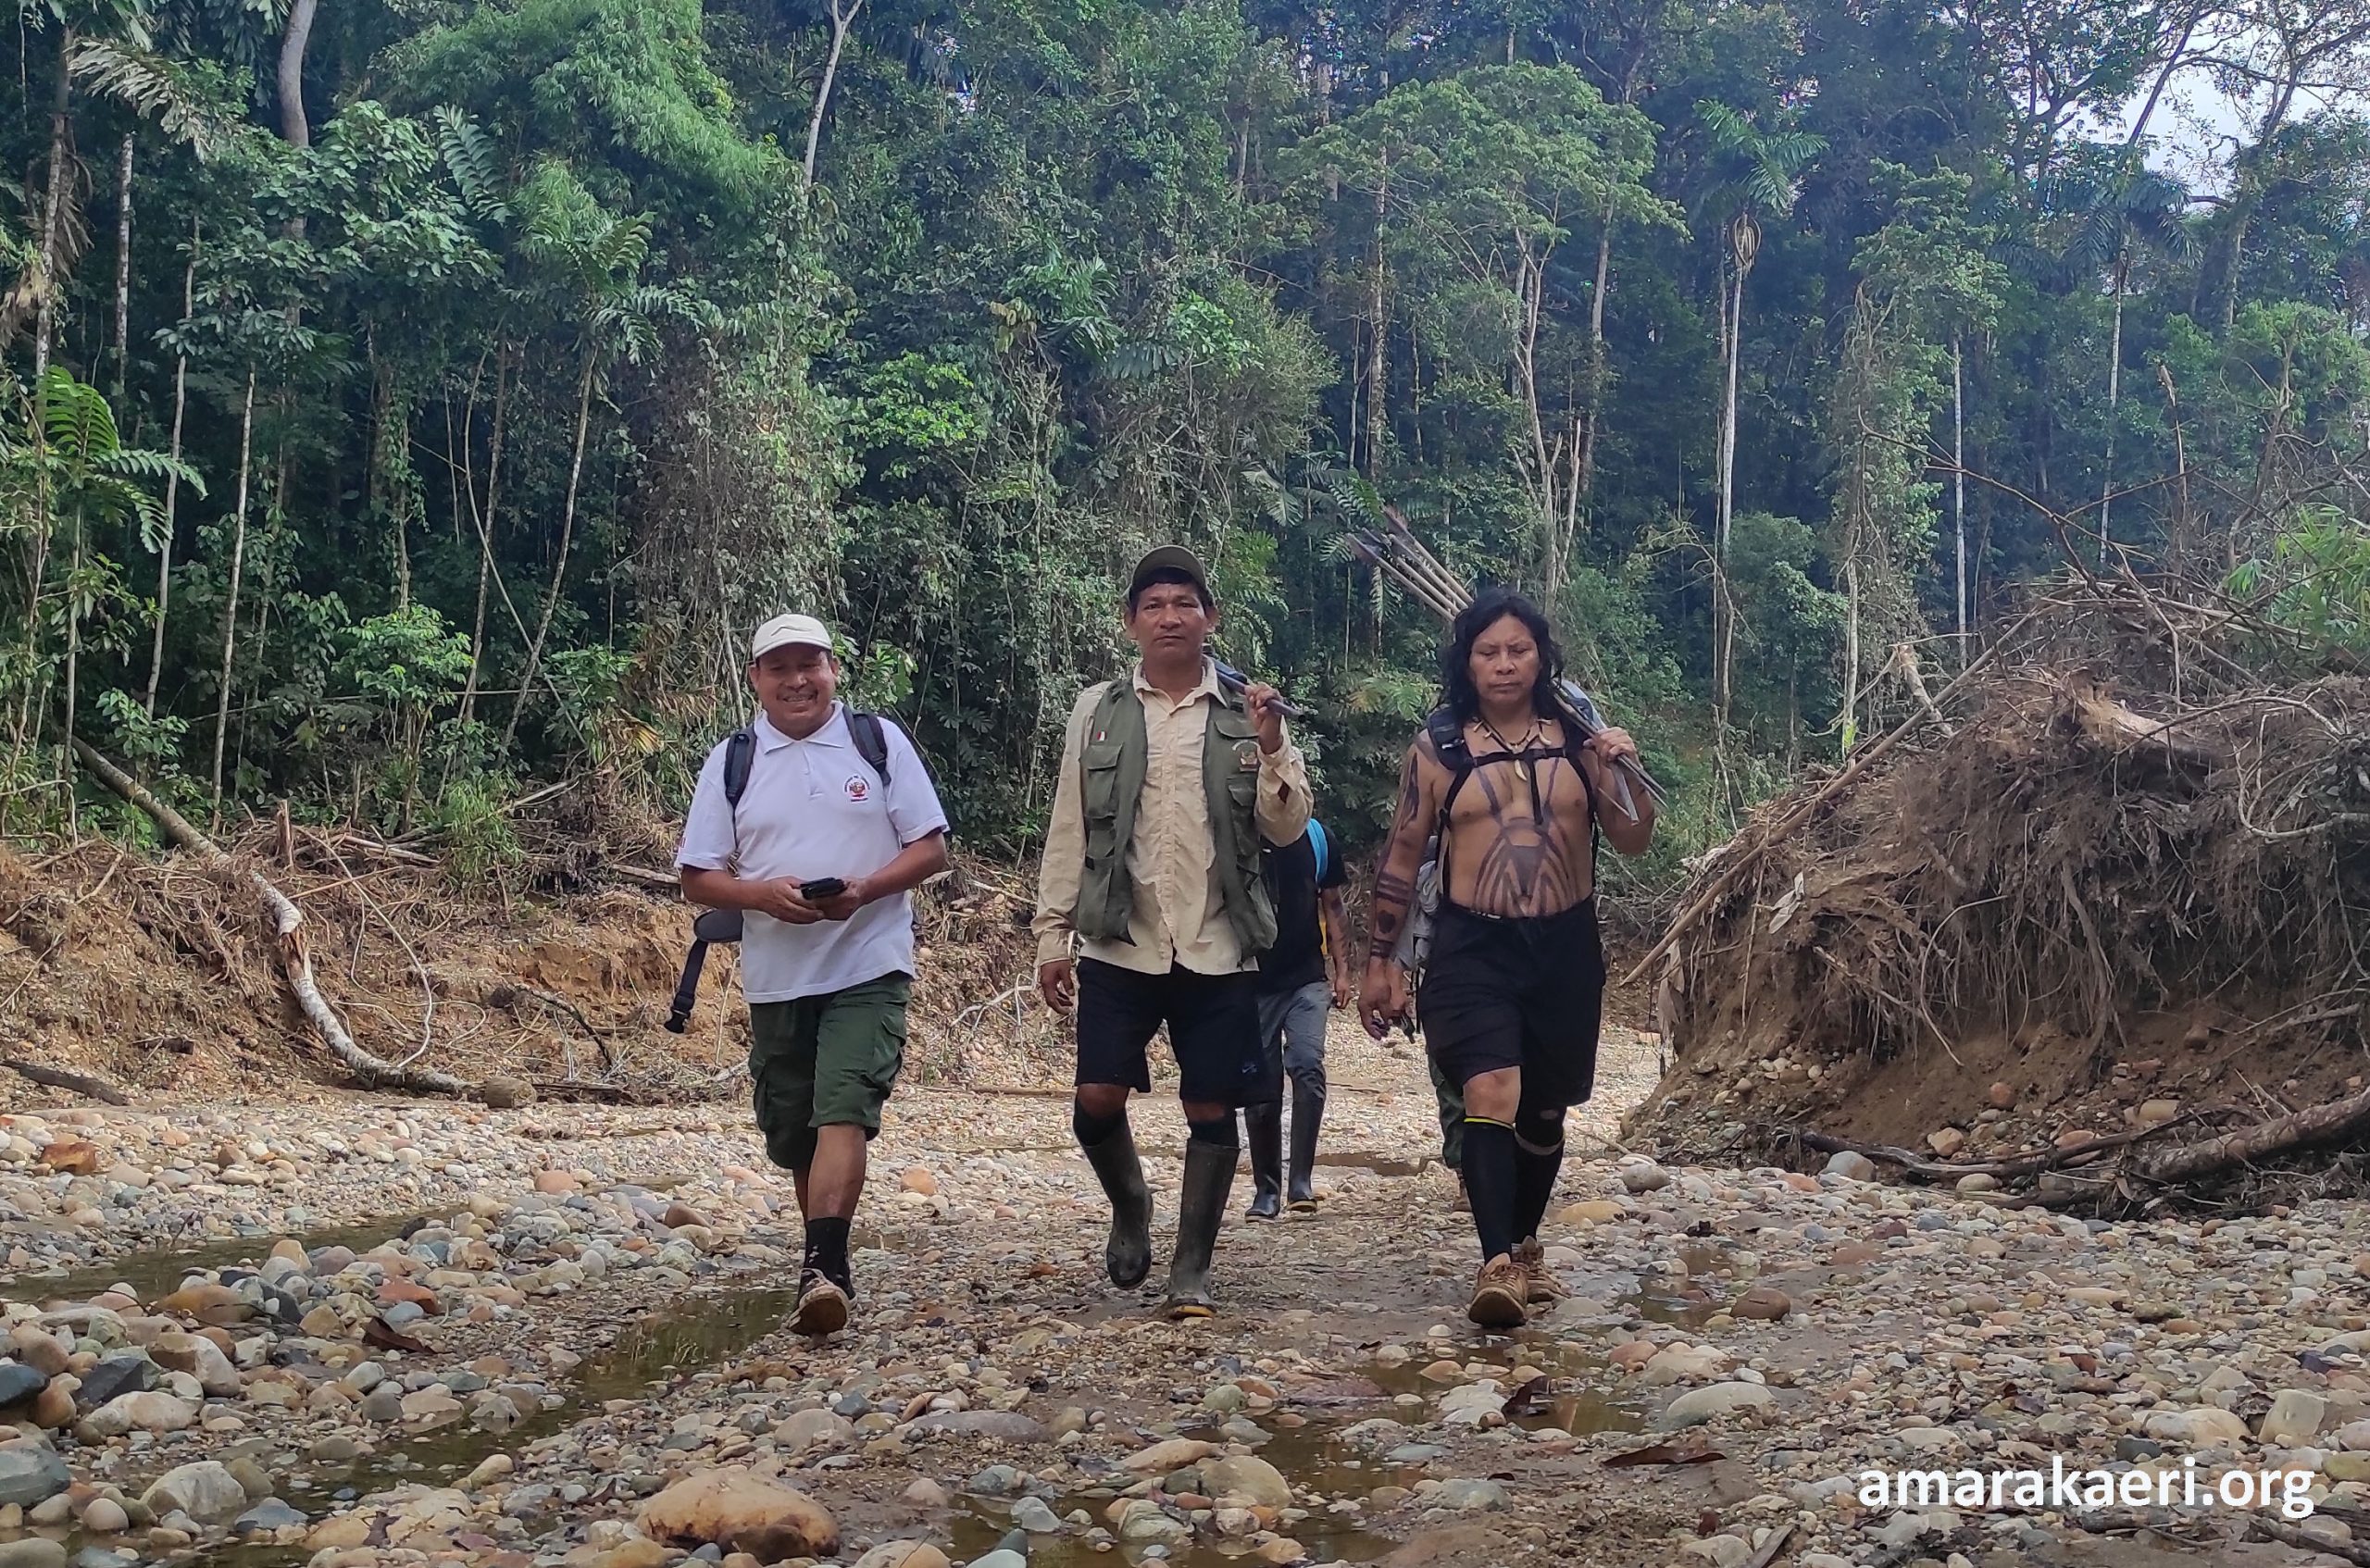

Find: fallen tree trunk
2;1057;131;1105
1796;1115;2203;1183
2136;1080;2370;1184
73;740;476;1099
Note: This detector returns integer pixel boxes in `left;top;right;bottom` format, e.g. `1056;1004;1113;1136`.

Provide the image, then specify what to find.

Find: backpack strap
722;728;757;809
1306;818;1328;885
847;711;893;787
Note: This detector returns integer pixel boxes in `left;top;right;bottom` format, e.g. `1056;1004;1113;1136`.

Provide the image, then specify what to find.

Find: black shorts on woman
1416;895;1604;1110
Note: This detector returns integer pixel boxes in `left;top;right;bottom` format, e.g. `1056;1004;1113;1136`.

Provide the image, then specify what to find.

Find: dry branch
599;863;682;893
73;740;476;1098
2;1057;131;1104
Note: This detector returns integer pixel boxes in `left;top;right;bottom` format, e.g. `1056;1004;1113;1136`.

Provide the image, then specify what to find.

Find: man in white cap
678;613;950;1336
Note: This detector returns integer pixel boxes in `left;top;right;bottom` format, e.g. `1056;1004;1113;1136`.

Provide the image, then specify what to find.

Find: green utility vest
1071;677;1279;956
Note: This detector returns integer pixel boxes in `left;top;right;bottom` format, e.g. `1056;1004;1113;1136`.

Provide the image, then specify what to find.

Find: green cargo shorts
747;973;910;1173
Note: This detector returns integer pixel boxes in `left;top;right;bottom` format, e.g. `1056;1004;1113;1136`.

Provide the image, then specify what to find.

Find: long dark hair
1441;586;1567;724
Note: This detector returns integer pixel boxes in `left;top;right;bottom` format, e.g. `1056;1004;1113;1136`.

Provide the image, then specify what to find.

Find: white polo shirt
675;705;949;1003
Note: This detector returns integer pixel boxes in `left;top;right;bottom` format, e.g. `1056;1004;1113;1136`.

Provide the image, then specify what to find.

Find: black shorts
1075;959;1278;1107
1416;899;1604;1110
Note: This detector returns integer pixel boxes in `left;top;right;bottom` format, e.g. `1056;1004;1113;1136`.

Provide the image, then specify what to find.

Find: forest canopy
7;0;2370;874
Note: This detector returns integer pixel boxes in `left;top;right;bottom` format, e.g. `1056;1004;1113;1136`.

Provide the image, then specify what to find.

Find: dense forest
6;0;2369;875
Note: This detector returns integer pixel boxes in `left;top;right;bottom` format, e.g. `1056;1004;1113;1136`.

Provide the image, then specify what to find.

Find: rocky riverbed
2;1025;2369;1568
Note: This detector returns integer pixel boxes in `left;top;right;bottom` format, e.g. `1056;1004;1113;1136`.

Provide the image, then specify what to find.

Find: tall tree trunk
803;0;863;188
1714;222;1755;725
112;135;132;408
504;347;596;751
2100;251;2127;559
1364;147;1389;479
277;0;319;146
34;32;71;382
146;224;195;716
211;369;258;822
1952;337;1967;665
1842;558;1862;754
461;347;512;724
62;503;81;835
1575;193;1615;511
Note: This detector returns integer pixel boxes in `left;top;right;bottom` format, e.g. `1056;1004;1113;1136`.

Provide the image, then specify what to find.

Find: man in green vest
1034;545;1312;1318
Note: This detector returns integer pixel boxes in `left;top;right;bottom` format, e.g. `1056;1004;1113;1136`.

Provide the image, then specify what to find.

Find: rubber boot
1286;1083;1324;1210
1162;1139;1236;1319
1243;1101;1283;1220
1080;1120;1154;1288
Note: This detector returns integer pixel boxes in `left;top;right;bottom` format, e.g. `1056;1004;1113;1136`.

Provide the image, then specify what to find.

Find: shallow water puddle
3;1211;436;1305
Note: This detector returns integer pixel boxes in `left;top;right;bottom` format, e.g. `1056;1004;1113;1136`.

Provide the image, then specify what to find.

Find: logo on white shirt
844;775;871;803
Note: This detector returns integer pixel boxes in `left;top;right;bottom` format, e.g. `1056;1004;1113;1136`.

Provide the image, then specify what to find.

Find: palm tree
2052;157;2189;555
1695;100;1824;726
504;184;716;751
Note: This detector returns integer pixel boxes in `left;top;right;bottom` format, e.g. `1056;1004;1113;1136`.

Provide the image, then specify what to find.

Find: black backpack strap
1423;708;1474;887
847;711;892;787
722;728;756;809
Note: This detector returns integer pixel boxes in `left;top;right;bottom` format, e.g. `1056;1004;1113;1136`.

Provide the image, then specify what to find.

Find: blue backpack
1306;818;1329;884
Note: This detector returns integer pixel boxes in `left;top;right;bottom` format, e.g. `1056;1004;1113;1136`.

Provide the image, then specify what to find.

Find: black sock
1461;1118;1517;1263
1513;1134;1565;1245
1186;1114;1240;1150
804;1217;852;1293
1073;1102;1126;1148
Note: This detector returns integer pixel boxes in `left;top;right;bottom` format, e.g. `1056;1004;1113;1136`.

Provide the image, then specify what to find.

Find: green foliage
11;0;2370;879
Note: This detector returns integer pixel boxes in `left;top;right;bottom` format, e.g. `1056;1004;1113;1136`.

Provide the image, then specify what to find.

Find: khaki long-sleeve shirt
1033;660;1312;976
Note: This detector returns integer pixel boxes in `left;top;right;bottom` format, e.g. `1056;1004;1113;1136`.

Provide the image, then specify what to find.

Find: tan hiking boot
1467;1255;1528;1329
789;1270;849;1337
1513;1238;1567;1304
1451;1174;1471;1213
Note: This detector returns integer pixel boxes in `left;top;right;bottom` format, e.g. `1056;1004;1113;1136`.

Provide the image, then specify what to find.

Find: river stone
1122;1438;1219;1474
639;1467;839;1560
904;1410;1048;1442
74;1354;156;1409
967;1465;1022;1498
142;1461;250;1524
81;1389;194;1436
233;1500;307;1534
1659;1383;1777;1429
1011;1496;1063;1534
776;1410;853;1450
0;1445;69;1509
1427;1478;1507;1512
1202;1455;1291;1510
0;1540;68;1568
0;1363;44;1410
853;1547;952;1568
2264;1390;2329;1446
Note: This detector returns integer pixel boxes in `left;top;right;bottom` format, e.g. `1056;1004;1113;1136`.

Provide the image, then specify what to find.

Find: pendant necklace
1480;716;1546;813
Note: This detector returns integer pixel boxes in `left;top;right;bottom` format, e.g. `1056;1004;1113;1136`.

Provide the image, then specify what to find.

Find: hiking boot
789;1270;849;1337
1466;1255;1528;1330
1451;1172;1471;1213
1286;1082;1324;1211
1079;1117;1154;1288
1513;1237;1567;1304
1163;1139;1237;1319
1243;1101;1283;1220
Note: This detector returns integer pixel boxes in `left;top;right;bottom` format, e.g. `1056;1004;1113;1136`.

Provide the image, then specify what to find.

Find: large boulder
638;1468;838;1560
142;1461;251;1524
